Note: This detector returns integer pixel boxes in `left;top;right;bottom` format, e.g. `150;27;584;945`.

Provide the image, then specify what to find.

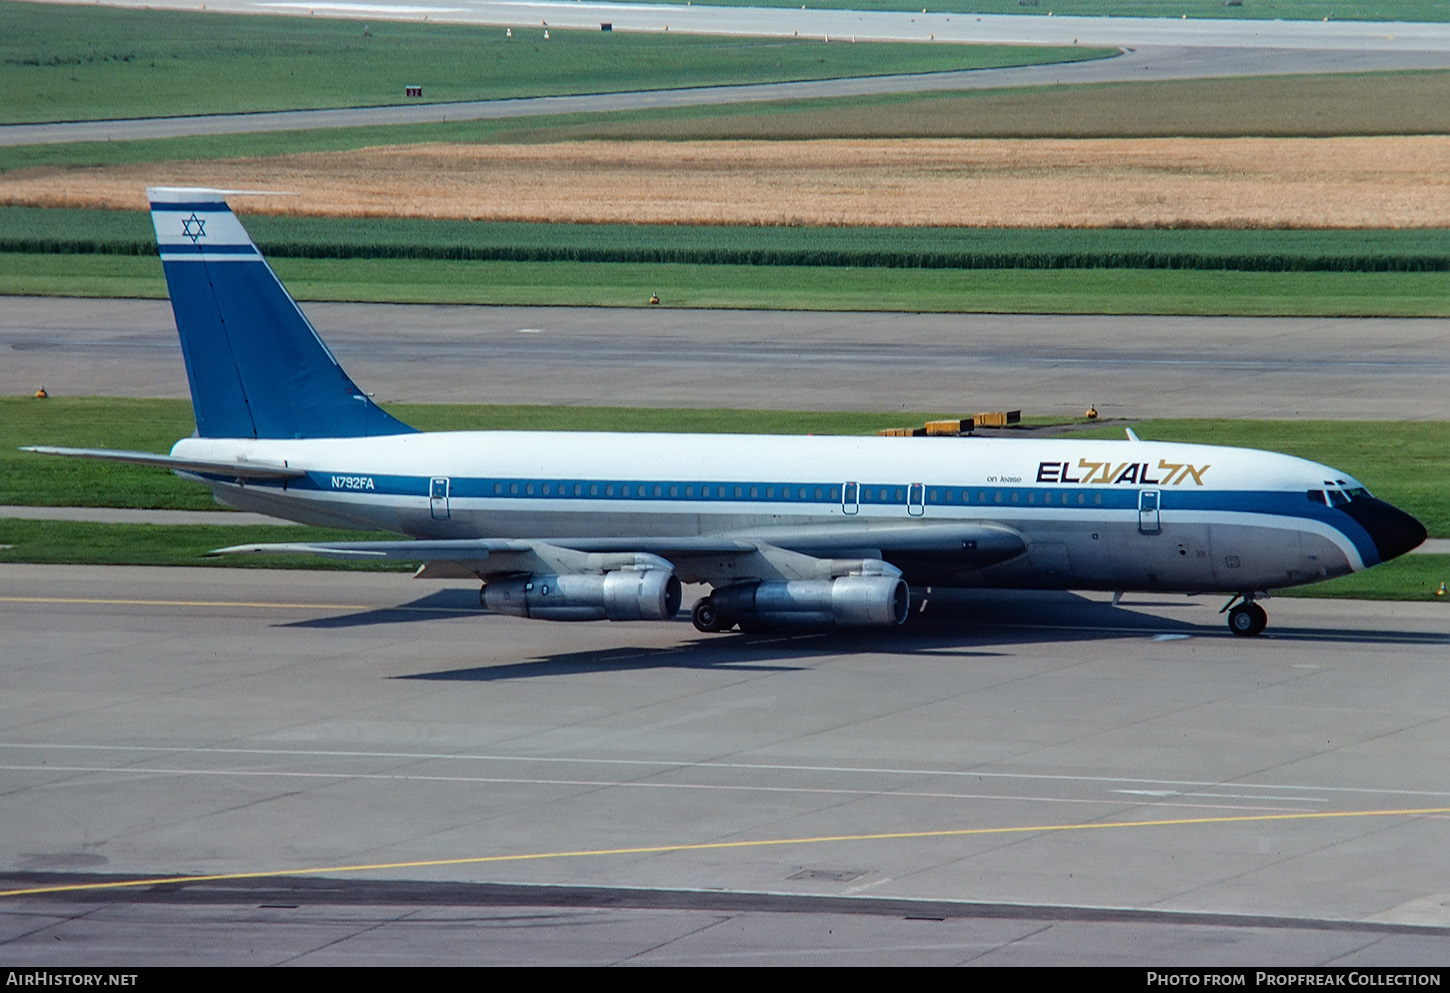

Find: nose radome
1346;499;1428;564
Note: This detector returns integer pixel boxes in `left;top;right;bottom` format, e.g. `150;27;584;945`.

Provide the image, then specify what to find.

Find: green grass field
1274;553;1449;602
539;71;1450;141
4;252;1446;316
8;206;1447;272
0;519;411;570
6;69;1449;176
1;2;1107;125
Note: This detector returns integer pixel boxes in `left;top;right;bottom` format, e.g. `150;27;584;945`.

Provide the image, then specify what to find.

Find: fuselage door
430;476;451;520
1138;489;1161;535
842;481;860;516
907;482;925;517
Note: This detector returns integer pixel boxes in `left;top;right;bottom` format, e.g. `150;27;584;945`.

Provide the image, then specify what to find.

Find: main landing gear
1222;594;1268;637
691;597;728;633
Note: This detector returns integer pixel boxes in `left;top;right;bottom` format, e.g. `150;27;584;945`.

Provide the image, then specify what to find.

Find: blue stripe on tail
148;187;416;440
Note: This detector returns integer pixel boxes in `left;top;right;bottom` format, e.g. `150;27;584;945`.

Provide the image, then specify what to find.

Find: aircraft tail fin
149;186;415;439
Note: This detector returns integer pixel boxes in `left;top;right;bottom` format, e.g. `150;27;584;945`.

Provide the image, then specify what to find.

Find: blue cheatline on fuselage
198;464;1397;572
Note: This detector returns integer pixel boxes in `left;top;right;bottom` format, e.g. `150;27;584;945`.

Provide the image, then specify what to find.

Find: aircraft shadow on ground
281;588;1447;680
391;591;1189;681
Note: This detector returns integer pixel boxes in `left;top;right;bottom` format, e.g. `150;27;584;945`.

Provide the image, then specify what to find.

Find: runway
6;297;1449;419
3;564;1450;964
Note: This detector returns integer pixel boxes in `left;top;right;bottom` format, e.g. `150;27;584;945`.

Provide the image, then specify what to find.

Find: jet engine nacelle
711;575;910;628
484;568;682;621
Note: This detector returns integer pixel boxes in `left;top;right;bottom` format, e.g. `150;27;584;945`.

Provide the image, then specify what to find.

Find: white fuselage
174;431;1381;594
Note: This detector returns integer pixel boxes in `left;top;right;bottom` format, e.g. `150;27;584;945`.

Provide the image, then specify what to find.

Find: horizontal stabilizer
211;539;522;560
22;446;307;480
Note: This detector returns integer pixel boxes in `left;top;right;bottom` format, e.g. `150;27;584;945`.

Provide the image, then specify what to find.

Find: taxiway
7;297;1450;419
3;564;1450;964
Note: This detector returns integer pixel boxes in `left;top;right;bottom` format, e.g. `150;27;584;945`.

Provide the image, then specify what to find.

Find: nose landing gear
1222;594;1268;637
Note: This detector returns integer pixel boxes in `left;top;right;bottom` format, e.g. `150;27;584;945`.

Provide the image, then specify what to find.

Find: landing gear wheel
1228;602;1268;637
692;597;727;633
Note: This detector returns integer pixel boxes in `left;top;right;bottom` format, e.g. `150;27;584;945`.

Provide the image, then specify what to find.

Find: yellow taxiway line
4;806;1449;899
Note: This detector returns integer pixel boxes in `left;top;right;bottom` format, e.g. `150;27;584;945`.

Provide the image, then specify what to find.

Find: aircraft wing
22;446;307;481
210;520;1025;583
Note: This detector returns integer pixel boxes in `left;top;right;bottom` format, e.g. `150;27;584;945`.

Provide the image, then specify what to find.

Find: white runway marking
0;763;1326;815
4;742;1447;802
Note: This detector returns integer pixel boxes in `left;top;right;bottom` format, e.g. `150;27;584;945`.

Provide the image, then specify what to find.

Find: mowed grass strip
1;1;1106;125
0;519;412;570
4;253;1447;316
1274;553;1450;603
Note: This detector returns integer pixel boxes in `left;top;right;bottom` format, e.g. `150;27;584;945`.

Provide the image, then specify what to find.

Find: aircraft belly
978;519;1346;594
1210;523;1352;589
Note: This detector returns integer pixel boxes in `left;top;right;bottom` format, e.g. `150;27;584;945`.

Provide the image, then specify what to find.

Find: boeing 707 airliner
25;188;1427;637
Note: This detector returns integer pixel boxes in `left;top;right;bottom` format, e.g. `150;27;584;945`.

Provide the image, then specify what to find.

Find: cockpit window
1310;484;1373;507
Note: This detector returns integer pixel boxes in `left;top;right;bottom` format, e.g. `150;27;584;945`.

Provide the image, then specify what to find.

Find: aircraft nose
1345;498;1428;563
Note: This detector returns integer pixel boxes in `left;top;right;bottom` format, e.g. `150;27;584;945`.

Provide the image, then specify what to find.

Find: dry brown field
4;136;1448;227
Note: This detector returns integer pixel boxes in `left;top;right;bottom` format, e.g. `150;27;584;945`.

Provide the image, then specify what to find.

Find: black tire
692;598;724;633
1228;602;1268;637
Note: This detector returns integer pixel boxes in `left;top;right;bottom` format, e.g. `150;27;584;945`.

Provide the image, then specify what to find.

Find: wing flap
208;535;758;581
207;523;1023;584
